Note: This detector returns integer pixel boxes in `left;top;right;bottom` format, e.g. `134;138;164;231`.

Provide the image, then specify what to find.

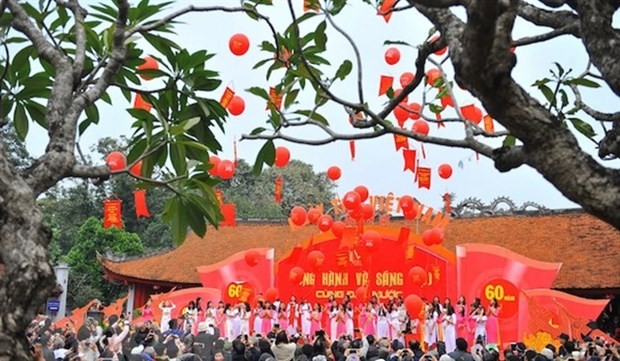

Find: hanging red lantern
289;266;304;284
354;185;369;202
460;104;483;124
399;195;414;212
228;96;245;116
362;203;375;220
265;287;279;303
429;35;447;56
355;286;368;302
362;230;381;251
408;266;427;286
274;146;291;168
307;208;322;224
129;160;143;177
105;151;126;171
245;250;260;267
217;160;236;180
438;163;453;179
342;191;362;211
400;72;415;88
412;120;430;136
408;102;422;120
290;206;307;226
208;155;221;176
331;221;345;238
404;294;424;317
425;68;442;87
317;214;334;232
403;207;418;220
384;47;400;65
308;250;325;269
393;88;409;104
394;104;410;125
137;56;159;80
229;33;250;56
422;227;444;246
327;166;341;181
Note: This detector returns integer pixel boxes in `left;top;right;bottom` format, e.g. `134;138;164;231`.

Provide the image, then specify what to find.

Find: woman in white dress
205;301;216;327
424;302;439;348
159;300;176;333
345;302;354;337
224;303;240;340
442;304;457;353
389;303;401;341
473;305;487;345
240;302;251;336
376;303;390;339
329;300;339;340
253;301;264;335
300;299;312;338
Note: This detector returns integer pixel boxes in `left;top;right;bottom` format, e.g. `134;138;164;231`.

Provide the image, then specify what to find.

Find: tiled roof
99;211;620;289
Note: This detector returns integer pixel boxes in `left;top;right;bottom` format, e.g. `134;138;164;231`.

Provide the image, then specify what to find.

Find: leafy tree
65;217;143;309
0;124;33;170
218;159;335;219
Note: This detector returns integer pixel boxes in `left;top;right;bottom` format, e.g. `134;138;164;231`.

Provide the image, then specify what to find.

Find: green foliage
66;217;144;307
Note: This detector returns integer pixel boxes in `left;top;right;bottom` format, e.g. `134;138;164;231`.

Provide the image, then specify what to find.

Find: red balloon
362;230;381;251
403;207;418;220
228;95;245;116
426;68;442;87
362;203;375;220
137;56;159;80
274;146;291;168
404;294;424;317
331;221;345;238
400;72;415;88
289;266;304;284
384;47;400;65
393;88;409;104
105;151;126;171
422;227;444;246
460;104;483;124
408;266;426;286
438;163;453;179
265;287;279;303
354;185;369;202
245;250;260;267
208;155;221;176
308;250;325;269
290;206;307;226
217;160;236;180
408;102;422;120
348;204;364;220
129;160;142;177
229;33;250;56
317;215;334;232
327;166;341;181
355;286;368;303
412;120;430;136
399;195;414;212
394;104;410;126
307;208;322;224
429;35;447;56
342;191;362;211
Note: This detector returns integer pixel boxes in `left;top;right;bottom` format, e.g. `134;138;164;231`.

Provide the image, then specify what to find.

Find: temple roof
99;210;620;289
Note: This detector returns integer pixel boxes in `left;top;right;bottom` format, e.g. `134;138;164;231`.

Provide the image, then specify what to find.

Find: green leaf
335;60;353;80
383;40;411;46
185;196;207;237
163;196;188;245
554;62;564;77
315;21;327;51
538;84;555;104
170;141;188;175
568;117;596;138
13;103;28;141
284;88;299;109
330;0;346;15
531;78;551;87
569;77;600;88
246;87;270;100
253;58;273;70
250;127;267;135
253;140;275;175
295;109;329;125
428;103;444;114
503;135;516;147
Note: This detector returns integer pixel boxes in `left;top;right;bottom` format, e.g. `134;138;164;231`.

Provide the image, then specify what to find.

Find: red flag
398;227;410;244
133;93;152;112
219;87;235;108
220;203;236;227
403;149;416;173
377;0;398;23
394;134;409;151
436;112;445;128
349;140;356;161
266;87;283;110
103;199;123;229
414;159;420;182
133;189;151;218
379;75;394;95
483;115;495;133
417;167;431;189
274;176;283;204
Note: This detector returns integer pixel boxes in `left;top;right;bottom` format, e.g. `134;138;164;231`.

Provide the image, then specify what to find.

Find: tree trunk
0;199;55;361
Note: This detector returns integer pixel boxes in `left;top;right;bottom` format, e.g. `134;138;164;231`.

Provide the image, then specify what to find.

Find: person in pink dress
336;304;347;338
455;302;469;341
142;298;154;323
362;303;376;336
310;303;323;335
216;301;226;337
486;298;500;344
261;302;273;335
278;303;289;331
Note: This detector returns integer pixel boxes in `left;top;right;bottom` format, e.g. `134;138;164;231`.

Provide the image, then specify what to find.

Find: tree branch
569;84;620;122
513;25;576;46
68;0;88;82
407;0;468;8
517;1;579;34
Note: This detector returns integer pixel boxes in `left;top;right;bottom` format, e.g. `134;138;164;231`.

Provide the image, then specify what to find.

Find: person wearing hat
193;321;220;361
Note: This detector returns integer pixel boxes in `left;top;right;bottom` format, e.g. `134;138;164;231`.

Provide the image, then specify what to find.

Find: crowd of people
26;295;619;361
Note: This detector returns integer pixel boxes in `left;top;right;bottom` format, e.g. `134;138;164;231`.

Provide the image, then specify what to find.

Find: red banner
403;149;416;172
224;281;255;304
377;0;397;23
103;199;123;229
274;176;283;204
417;167;431;189
349;140;356;161
219;87;235;108
220;203;236;227
133;93;152;112
394;134;409;151
133;189;151;218
378;75;394;96
266;87;283;110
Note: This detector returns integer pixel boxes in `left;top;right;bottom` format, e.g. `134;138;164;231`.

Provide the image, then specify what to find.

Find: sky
24;0;620;212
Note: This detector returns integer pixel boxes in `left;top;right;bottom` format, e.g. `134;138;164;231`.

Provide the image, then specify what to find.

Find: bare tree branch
68;0;88;82
517;1;579;33
513;25;576;46
407;0;469;8
569;84;620;122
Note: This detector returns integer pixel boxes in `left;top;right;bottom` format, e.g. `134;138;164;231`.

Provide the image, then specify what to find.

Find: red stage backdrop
276;226;457;303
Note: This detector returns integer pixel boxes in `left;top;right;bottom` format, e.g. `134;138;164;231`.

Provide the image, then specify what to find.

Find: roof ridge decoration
100;245;175;262
451;196;549;218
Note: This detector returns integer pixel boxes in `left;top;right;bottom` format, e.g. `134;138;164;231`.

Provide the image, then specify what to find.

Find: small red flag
483;115;495;133
266;87;283;110
378;0;398;23
219;87;235;108
394;134;409;151
133;189;151;218
220;203;236;227
417;167;431;189
103;199;123;229
403;149;416;173
398;227;411;244
349;140;356;161
274;176;283;204
436;112;445;128
133;93;152;112
379;75;394;96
